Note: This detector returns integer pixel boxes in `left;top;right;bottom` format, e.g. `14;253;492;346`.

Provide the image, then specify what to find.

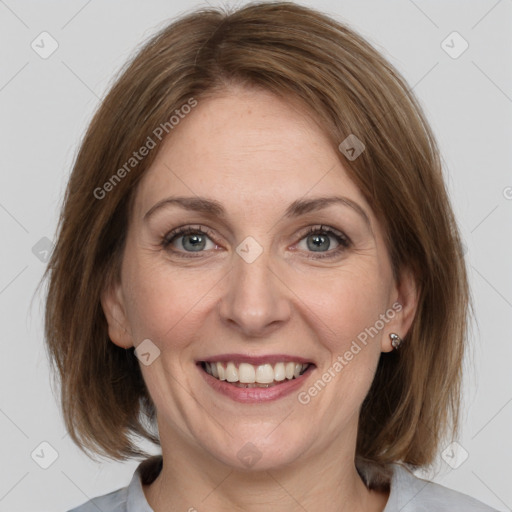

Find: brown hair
43;1;470;487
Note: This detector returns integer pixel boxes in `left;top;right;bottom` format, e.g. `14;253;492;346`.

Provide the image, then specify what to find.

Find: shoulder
386;463;499;512
66;486;128;512
66;456;161;512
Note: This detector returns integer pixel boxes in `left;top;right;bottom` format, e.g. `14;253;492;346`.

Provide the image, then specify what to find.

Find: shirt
67;455;499;512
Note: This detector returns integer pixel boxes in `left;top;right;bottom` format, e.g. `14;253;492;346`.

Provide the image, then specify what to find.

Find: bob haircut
43;0;470;487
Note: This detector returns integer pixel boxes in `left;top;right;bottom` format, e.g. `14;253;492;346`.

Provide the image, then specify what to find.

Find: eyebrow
143;195;372;229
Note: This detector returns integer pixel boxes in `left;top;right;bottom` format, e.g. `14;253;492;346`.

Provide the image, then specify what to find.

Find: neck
142;428;389;512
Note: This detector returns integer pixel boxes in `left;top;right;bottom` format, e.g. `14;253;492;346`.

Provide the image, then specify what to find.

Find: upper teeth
203;361;309;383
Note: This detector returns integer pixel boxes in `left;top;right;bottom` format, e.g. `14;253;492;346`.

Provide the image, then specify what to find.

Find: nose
218;243;291;338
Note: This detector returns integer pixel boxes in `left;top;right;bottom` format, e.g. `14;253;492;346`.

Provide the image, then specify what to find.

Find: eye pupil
182;234;206;251
307;234;330;252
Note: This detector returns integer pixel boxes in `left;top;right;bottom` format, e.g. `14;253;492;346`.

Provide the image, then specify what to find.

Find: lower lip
197;363;315;403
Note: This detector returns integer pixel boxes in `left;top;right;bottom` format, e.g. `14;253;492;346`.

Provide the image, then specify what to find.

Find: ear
381;265;419;353
101;279;134;349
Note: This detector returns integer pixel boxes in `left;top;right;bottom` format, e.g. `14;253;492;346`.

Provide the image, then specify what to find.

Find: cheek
301;271;389;418
121;256;214;348
296;265;390;351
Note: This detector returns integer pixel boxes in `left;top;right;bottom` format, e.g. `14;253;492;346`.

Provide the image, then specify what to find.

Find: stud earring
390;333;402;350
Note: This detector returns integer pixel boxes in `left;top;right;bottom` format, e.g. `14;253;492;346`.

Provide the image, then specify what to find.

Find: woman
43;2;498;511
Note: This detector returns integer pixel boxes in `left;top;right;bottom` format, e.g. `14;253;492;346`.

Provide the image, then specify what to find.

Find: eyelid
295;224;350;244
162;224;218;245
161;225;221;258
161;223;351;259
291;224;351;260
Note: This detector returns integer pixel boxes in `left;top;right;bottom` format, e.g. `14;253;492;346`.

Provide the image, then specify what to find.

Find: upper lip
196;353;315;366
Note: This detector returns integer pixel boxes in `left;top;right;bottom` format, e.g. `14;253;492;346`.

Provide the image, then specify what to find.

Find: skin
102;86;418;512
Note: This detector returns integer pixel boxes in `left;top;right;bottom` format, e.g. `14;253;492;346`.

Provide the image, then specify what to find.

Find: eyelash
161;224;351;260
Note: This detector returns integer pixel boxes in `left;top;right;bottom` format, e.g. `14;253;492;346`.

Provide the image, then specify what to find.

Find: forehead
134;88;371;222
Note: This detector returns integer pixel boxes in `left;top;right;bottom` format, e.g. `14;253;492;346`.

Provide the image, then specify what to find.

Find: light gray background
1;0;511;511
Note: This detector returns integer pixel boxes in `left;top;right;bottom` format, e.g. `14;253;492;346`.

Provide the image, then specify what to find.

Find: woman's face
103;87;416;471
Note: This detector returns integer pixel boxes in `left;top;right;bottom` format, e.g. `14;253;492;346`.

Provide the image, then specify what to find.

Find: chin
201;427;310;472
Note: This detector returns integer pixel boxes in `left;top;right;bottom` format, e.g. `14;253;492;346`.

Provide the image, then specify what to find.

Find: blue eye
297;225;351;259
161;224;351;260
162;226;217;257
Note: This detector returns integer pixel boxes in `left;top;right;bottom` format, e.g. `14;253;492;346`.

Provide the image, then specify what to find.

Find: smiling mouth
199;360;313;388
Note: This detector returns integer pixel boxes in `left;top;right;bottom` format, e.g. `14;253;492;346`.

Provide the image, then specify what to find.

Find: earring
390;333;402;350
